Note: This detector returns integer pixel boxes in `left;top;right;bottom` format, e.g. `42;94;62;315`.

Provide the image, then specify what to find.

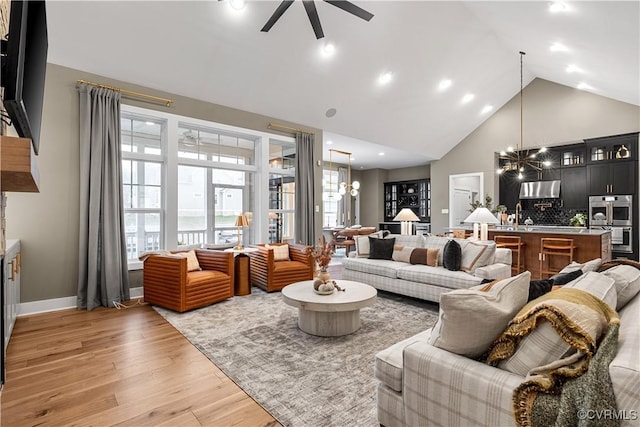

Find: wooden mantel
1;135;40;192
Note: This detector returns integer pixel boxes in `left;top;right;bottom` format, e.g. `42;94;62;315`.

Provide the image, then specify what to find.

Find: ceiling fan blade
302;0;325;39
261;0;295;32
324;0;374;21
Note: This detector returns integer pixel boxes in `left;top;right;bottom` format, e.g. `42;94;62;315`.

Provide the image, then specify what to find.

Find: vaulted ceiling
46;1;639;169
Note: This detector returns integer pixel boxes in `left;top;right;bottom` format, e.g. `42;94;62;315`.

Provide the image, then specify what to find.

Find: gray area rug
154;288;439;427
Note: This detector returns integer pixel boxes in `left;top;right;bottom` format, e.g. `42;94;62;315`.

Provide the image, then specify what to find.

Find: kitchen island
448;226;611;279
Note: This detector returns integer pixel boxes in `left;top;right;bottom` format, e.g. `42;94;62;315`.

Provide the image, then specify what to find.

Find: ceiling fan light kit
261;0;374;40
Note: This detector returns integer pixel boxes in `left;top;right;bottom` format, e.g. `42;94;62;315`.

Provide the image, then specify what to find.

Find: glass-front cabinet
383;178;430;222
586;133;636;164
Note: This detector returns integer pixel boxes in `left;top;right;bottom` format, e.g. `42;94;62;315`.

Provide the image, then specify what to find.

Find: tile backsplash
507;198;588;226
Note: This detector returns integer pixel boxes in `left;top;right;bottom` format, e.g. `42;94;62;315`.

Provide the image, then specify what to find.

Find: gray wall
6;63;324;303
358;165;431;227
430;78;640;234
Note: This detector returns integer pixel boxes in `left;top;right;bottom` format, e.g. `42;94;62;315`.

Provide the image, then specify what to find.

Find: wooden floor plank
1;303;280;427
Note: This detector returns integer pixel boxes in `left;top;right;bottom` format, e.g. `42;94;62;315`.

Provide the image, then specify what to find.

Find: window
121;105;295;266
322;168;340;227
268;140;296;243
121;115;164;261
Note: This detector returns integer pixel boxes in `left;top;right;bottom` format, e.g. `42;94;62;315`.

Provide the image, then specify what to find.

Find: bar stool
539;238;575;279
494;235;525;275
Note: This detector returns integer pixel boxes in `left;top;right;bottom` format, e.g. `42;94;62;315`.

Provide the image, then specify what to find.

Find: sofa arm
403;339;523;427
494;247;512;265
475;263;512;280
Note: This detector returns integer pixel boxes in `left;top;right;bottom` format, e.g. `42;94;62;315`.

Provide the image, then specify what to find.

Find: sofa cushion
460;241;496;273
549;269;583;285
443;240;462;271
392;234;426;248
341;257;406;279
396;265;483;290
175;250;202;271
392;245;414;263
559;258;602;274
563;271;617;310
265;243;290;261
428;271;531;358
354;231;385;257
424;235;456;265
497;272;616;377
374;329;432;392
601;264;640;310
369;237;396;260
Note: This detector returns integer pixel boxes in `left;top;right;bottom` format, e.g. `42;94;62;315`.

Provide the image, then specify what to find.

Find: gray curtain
294;132;315;245
77;85;130;310
337;166;349;226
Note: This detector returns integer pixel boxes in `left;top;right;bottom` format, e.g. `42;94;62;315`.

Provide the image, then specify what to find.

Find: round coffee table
281;280;377;337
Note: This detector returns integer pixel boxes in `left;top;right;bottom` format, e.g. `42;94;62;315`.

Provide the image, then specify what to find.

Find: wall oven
589;195;633;253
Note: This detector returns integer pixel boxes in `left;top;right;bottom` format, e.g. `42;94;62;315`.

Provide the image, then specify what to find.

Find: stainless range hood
519;180;561;199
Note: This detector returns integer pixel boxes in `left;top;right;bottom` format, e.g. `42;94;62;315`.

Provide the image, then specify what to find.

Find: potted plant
569;213;587;227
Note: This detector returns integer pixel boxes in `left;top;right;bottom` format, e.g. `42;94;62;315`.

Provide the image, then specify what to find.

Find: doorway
449;173;483;228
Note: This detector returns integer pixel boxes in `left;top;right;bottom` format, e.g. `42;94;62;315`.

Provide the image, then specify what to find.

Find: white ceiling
45;1;639;170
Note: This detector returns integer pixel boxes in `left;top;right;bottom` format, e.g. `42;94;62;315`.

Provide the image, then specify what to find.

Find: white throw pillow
563;271;617;310
428;271;531;358
354;231;384;257
601;265;640;310
266;244;290;261
174;250;201;272
559;258;602;274
392;245;414;263
460;241;496;273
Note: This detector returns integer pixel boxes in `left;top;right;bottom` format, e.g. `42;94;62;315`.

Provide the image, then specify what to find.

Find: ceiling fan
261;0;374;40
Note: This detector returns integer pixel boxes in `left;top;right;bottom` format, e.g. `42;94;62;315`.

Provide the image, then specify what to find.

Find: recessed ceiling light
229;0;246;10
326;140;333;145
350;156;355;161
481;105;493;114
378;152;385;156
322;42;336;56
549;42;568;52
566;64;583;73
325;108;337;118
461;93;475;104
378;71;393;85
577;82;593;90
438;79;452;91
549;2;568;13
145;121;154;126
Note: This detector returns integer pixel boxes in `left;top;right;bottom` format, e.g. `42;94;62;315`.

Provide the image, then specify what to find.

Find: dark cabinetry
383;179;430;222
561;167;587;209
586;133;637;195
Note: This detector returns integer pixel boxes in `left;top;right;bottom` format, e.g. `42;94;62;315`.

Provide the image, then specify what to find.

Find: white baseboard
18;287;144;317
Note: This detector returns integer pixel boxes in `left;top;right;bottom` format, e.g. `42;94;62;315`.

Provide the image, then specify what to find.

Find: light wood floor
1;301;281;427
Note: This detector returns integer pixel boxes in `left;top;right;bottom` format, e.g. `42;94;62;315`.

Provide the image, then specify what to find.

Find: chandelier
497;51;551;180
328;148;360;198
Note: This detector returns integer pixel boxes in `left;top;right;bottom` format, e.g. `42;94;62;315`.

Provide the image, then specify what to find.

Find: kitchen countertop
447;225;611;236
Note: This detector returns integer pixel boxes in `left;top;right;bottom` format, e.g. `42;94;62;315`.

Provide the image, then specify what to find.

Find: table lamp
393;208;420;235
234;214;249;250
463;207;499;240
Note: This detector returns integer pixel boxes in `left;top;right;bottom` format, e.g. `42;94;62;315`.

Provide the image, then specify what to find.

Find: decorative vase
501;213;508;225
318;269;331;284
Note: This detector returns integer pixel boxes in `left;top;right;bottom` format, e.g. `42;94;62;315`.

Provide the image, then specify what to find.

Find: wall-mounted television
1;0;48;155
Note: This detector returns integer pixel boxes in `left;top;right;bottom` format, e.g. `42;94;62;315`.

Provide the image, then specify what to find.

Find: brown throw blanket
486;288;619;427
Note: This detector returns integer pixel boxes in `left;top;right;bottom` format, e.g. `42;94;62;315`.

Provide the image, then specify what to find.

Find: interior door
453;189;471;226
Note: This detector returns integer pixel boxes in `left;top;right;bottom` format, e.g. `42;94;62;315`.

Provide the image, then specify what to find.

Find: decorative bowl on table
313;288;335;295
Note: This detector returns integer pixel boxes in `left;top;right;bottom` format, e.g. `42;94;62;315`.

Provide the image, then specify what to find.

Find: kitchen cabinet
588;160;636;195
2;240;20;386
586;133;637;164
561;167;587;209
383;179;430;222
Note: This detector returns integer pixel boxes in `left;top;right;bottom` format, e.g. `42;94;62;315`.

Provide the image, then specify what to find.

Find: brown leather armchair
248;243;314;292
143;249;234;312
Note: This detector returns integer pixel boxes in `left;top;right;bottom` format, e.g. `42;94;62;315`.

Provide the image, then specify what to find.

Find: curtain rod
267;122;315;135
76;79;174;107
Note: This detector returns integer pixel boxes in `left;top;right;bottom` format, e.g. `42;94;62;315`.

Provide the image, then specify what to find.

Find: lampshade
393;208;420;222
463;207;500;224
235;214;249;227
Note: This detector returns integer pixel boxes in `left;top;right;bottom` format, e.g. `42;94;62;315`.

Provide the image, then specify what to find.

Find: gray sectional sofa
342;234;512;303
375;261;640;426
